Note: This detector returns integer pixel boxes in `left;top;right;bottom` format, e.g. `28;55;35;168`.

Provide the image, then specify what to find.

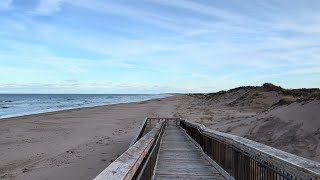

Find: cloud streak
0;0;320;93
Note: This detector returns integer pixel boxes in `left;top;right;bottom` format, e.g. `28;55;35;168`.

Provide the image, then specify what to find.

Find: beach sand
1;85;320;180
0;95;181;180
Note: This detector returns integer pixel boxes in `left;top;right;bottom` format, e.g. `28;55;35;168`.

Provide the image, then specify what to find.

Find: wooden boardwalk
94;118;320;180
154;125;225;180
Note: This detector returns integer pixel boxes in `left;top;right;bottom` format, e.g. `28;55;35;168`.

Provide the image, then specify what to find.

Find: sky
0;0;320;94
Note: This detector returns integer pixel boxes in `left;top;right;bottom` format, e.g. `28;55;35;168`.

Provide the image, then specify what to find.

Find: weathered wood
182;120;320;179
154;174;225;180
185;130;236;180
129;117;149;147
96;117;320;180
153;125;225;180
94;121;165;180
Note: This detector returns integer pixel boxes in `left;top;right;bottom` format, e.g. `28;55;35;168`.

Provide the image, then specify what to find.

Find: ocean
0;94;168;119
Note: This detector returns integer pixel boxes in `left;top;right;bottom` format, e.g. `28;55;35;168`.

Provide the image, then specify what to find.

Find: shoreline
0;95;171;120
0;95;181;180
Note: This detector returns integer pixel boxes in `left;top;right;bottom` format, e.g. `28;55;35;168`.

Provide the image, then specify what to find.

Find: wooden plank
153;125;225;179
159;153;201;157
155;169;217;176
154;174;225;180
156;166;219;174
156;164;213;169
157;149;198;152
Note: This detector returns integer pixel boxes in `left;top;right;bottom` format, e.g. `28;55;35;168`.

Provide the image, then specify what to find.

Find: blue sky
0;0;320;93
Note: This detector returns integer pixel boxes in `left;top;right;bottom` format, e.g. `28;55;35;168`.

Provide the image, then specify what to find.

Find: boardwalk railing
133;119;173;179
94;120;166;180
180;120;320;180
132;118;179;179
129;118;179;147
129;117;149;147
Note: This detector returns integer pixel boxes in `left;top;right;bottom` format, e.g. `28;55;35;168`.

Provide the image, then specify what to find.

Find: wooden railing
129;118;179;147
180;120;320;180
132;120;166;179
94;120;166;180
129;117;149;147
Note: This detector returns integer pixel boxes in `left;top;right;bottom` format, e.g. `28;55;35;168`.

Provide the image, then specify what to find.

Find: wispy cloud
0;80;207;94
151;0;249;23
0;0;320;93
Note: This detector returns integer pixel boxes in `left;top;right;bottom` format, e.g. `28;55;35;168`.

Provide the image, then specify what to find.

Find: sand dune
245;99;320;161
174;83;320;162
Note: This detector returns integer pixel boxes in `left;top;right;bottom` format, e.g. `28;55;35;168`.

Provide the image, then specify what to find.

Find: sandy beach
1;84;320;180
0;96;180;180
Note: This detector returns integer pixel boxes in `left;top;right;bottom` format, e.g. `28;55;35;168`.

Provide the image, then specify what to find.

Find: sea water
0;94;168;119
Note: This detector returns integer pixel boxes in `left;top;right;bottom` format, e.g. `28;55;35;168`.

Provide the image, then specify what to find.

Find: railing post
225;145;232;174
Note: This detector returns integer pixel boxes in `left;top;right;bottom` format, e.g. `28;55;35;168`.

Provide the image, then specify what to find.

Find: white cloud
0;80;206;93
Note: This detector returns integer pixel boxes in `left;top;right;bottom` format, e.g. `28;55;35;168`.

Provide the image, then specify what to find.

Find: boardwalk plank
154;174;225;180
154;126;225;180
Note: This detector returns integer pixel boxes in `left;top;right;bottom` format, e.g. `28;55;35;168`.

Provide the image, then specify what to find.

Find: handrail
180;120;320;180
147;117;180;120
129;117;179;147
133;119;166;179
94;121;165;180
129;117;149;147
